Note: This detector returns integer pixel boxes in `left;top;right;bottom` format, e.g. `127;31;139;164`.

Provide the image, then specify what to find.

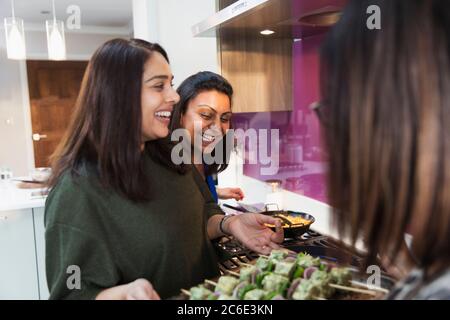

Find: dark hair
169;71;234;175
320;0;450;274
48;38;171;202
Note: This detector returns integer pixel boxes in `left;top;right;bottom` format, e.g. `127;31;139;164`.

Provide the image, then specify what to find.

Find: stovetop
214;229;376;274
172;230;396;299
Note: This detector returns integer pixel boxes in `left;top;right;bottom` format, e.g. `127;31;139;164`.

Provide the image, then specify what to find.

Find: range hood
192;0;347;39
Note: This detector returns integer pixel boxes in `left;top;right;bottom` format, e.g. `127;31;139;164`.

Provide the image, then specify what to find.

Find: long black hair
49;38;172;202
320;0;450;272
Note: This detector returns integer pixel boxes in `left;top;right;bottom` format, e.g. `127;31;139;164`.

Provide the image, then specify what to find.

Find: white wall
0;29;128;176
24;29;130;60
0;35;33;177
132;0;218;86
1;0;216;177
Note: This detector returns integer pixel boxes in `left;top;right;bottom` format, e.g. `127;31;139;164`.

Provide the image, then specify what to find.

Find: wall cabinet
218;0;293;113
219;36;293;113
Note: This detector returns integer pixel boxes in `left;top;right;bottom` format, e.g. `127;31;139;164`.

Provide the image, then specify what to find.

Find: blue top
205;174;219;203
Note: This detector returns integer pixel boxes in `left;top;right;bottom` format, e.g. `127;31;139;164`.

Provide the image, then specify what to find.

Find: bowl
31;167;52;182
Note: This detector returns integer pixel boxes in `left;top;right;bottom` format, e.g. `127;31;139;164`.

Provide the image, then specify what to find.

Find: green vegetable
264;291;279;300
239;266;256;282
190;285;213;300
238;284;257;300
274;260;296;278
243;289;267;300
280;280;290;297
292;279;321;300
215;276;240;295
269;249;289;261
293;266;305;279
262;274;290;293
296;252;321;268
255;257;270;270
330;267;352;286
256;271;271;288
207;293;219;300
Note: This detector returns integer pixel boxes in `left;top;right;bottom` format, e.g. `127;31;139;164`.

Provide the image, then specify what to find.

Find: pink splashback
232;35;328;203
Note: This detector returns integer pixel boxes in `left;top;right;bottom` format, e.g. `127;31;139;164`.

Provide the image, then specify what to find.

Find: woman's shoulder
47;165;102;200
416;267;450;299
44;166;108;229
387;267;450;300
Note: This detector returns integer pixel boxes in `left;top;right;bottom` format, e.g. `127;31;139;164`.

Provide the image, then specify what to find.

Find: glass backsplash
232;35;328;203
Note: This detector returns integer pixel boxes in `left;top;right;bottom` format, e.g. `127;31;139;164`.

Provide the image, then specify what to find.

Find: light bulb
4;18;26;60
46;20;66;60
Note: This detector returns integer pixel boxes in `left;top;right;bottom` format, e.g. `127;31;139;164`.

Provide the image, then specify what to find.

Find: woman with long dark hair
169;71;244;202
319;0;449;299
45;39;283;300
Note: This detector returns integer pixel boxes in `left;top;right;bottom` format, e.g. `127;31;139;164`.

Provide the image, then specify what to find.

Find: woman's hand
224;213;284;255
96;278;161;300
125;279;161;300
217;187;245;201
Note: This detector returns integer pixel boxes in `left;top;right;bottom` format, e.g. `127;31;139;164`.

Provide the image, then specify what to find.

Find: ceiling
0;0;133;28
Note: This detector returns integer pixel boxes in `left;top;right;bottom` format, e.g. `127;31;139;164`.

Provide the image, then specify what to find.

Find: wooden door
26;60;87;168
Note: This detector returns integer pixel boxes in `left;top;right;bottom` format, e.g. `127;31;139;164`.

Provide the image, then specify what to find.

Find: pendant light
46;0;66;60
4;0;26;60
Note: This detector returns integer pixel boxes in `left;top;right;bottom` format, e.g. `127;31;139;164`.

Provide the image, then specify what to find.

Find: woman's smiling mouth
154;110;172;123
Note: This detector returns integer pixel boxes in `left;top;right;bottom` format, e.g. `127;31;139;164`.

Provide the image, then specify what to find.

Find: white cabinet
33;207;49;299
0;207;49;300
0;209;39;299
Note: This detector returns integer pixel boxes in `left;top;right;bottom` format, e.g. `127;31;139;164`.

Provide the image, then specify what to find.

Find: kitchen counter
0;180;46;212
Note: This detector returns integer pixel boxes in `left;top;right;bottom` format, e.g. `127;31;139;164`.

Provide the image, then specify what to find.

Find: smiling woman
169;71;245;203
141;54;179;141
44;39;284;300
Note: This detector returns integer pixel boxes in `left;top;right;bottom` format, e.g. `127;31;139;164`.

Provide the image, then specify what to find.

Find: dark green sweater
44;153;223;299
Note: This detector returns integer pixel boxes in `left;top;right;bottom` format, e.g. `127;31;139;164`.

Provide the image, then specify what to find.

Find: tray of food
178;249;392;300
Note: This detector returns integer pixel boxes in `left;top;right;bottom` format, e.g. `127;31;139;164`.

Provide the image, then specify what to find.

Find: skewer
181;289;191;297
205;279;218;287
185;280;377;299
235;261;253;267
240;262;253;267
258;254;270;259
329;283;378;296
225;270;240;277
350;280;389;294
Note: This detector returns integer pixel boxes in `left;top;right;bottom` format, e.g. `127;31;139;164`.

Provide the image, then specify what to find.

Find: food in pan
265;215;312;228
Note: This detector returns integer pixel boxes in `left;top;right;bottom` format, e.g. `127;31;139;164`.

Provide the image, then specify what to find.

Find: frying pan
223;203;315;238
261;204;316;238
